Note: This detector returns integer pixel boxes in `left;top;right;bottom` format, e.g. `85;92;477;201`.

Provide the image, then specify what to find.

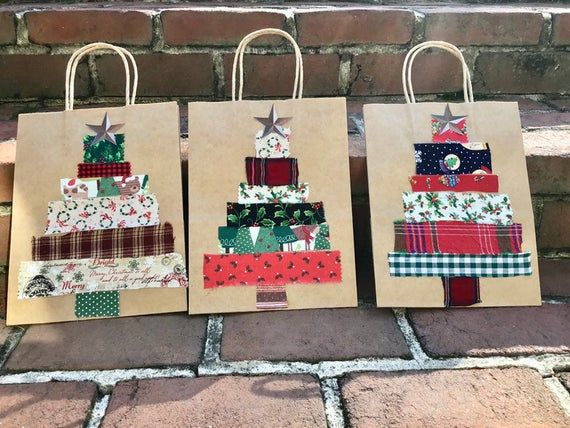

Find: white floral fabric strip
237;183;309;203
45;194;160;234
18;252;187;299
402;192;514;225
255;127;291;158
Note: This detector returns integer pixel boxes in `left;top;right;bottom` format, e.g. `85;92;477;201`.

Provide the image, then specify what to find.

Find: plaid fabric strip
32;223;175;261
442;277;481;307
78;162;131;178
393;221;523;254
256;285;288;309
245;157;299;186
388;252;532;277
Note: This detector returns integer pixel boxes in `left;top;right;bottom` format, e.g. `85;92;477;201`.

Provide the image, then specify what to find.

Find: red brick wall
0;4;568;102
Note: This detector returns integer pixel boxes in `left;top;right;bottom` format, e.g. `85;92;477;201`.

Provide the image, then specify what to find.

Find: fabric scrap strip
45;194;160;234
83;134;125;164
409;174;499;192
219;224;331;254
237;183;309;204
32;223;175;261
61;175;149;200
227;202;326;228
388;252;532;277
256;285;288;309
245;157;299;186
442;277;481;307
75;291;120;318
203;250;342;288
18;252;188;299
403;192;513;225
414;142;492;175
393;221;522;254
78;162;131;178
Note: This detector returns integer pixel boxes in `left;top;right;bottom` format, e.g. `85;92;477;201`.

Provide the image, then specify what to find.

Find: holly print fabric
45;194;160;234
83;134;125;163
402;192;513;225
227;202;326;228
238;183;309;204
75;291;120;318
414;142;492;175
203;250;342;287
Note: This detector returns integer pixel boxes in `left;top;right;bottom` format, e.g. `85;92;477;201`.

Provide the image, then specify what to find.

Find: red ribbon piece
245;157;299;186
442;277;481;307
78;162;131;178
203;250;342;288
409;174;499;192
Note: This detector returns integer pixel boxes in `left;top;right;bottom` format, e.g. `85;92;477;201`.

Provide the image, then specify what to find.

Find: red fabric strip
394;221;523;255
245;157;299;186
203;250;342;288
442;277;480;307
409;174;499;192
32;223;175;261
78;162;131;178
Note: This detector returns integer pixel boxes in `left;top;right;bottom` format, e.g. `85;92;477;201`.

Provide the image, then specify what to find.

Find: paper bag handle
403;41;474;104
65;42;138;111
232;28;304;101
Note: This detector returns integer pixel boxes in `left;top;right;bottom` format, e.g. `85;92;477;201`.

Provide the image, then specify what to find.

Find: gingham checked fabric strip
256;285;288;309
388;252;532;277
393;221;523;254
78;162;131;178
32;223;175;261
245;157;299;186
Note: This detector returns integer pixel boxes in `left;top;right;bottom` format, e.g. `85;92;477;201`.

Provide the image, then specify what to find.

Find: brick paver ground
5;314;207;371
341;368;568;426
408;304;570;357
0;382;97;426
102;375;326;427
221;308;411;361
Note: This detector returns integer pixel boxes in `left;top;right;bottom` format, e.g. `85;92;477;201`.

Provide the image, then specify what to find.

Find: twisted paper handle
403;41;474;104
232;28;304;101
65;42;138;110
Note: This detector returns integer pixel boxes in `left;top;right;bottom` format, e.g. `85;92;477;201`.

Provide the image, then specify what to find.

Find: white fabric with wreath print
45;194;160;234
402;192;513;225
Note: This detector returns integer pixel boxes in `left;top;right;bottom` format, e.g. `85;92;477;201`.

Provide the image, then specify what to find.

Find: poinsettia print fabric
203;250;342;288
402;192;513;225
414;142;492;175
237;183;309;204
18;252;188;299
255;127;291;158
45;194;160;234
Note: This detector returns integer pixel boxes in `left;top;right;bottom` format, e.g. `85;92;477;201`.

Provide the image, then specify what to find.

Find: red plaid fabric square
78;162;131;178
245;157;298;186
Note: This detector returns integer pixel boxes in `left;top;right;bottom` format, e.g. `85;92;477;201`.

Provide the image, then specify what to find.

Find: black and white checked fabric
388;252;532;277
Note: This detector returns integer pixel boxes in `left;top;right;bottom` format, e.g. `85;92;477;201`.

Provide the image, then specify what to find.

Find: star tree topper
255;105;292;138
86;112;124;146
431;104;467;136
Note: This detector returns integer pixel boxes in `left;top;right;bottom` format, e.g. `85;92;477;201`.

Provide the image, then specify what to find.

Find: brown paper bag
363;41;541;308
187;29;357;314
7;43;187;325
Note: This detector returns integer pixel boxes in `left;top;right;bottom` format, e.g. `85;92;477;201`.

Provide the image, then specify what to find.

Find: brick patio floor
0;97;568;426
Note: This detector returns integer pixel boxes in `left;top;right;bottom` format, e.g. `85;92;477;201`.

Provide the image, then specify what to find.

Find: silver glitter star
431;104;467;136
254;105;292;138
86;113;124;146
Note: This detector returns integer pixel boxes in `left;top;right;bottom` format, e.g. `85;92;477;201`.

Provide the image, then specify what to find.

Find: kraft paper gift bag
7;43;187;325
188;29;357;313
363;41;541;308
